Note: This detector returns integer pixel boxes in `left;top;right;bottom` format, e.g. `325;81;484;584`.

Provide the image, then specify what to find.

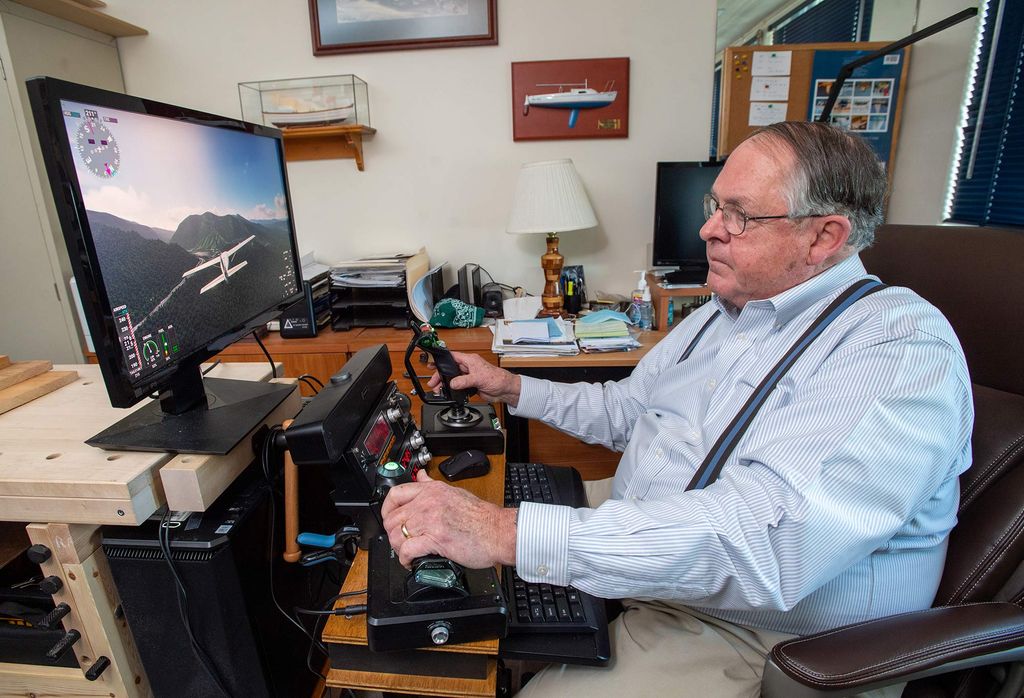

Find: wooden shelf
281;124;376;171
12;0;147;36
646;273;713;331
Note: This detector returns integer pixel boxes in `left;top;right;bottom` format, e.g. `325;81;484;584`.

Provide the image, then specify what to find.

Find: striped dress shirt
510;254;973;635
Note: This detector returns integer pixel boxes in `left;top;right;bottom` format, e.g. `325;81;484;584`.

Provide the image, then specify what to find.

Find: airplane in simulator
181;235;255;294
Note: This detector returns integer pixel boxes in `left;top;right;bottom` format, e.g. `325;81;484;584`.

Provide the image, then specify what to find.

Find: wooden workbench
0;362;298;697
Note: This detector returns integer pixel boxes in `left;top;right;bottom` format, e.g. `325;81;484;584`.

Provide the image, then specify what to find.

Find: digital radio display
363;415;392;459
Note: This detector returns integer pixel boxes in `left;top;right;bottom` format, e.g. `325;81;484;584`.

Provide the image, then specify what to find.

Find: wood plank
0;360;50;390
23;524;149;696
160;381;301;511
0;487;158;525
327;661;497;697
0;356;9;369
0;370;77;414
0;663;115;697
10;0;147;36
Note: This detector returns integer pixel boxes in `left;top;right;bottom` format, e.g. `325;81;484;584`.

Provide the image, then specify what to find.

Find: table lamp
506;158;598;317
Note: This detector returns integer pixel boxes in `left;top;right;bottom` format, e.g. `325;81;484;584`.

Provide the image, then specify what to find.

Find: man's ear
807;215;852;265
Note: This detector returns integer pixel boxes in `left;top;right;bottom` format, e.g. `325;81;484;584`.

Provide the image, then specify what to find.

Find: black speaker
103;468;321;698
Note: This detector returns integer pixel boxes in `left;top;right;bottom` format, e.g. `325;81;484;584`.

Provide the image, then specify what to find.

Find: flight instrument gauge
75;114;120;178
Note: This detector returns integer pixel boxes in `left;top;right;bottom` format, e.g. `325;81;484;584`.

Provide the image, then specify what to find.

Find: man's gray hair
749;121;887;250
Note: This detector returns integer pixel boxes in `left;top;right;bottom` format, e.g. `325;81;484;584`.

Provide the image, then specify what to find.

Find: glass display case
238;74;370;129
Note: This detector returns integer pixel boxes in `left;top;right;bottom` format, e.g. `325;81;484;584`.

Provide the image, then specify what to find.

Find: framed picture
511;57;630;141
309;0;498;56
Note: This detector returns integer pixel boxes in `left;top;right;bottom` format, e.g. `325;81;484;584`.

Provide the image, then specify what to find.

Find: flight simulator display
60;99;299;384
29;78;303;453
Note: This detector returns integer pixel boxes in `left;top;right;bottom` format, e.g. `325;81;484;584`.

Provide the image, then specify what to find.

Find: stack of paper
330;252;414;287
492;318;578;357
575;313;641;353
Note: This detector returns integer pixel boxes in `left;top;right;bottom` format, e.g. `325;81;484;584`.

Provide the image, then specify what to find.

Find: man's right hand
426;350;522;407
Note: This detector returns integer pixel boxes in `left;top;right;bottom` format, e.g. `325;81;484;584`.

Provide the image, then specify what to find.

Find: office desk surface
0;362;289;525
323;451;506;696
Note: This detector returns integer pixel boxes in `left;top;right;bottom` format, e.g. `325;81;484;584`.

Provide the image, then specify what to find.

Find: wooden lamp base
539;233;564;317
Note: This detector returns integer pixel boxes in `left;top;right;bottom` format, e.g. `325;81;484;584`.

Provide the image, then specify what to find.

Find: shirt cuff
515;501;572;587
508;375;549;420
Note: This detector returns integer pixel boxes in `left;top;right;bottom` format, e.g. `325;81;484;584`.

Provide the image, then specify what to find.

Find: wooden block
0;370;78;415
160;382;301;511
0;360;52;390
0;355;9;369
0;663;115;696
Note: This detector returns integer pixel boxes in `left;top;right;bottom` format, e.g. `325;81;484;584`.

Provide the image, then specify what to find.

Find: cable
296;374;324;389
294;603;367;617
297;376;321;394
159;509;235;698
475;265;527;295
252;330;277;378
201;360;221;375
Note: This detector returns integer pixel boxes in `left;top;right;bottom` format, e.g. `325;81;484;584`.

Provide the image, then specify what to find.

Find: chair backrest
861;224;1024;606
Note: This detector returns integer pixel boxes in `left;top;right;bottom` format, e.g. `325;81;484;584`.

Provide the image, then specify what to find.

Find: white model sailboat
523;80;617;127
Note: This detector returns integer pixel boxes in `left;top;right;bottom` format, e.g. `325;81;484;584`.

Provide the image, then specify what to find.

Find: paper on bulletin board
752;50;792;76
749;102;788;126
750;76;790;101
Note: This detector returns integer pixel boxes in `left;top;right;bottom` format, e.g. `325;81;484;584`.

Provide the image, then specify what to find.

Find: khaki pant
516;479;902;697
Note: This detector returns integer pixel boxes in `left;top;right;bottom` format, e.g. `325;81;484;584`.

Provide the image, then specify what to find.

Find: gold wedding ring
401;522;412;539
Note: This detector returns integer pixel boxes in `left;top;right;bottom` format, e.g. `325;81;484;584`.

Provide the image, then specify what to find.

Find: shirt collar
713;254;871;327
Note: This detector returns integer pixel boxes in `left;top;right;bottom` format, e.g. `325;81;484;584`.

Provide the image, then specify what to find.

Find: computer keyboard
502;462;601;634
504;461;556;505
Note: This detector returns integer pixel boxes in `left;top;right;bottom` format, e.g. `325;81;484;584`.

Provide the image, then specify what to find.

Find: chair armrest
762;603;1024;698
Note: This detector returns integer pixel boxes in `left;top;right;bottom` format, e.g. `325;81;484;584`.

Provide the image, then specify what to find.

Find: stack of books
492;318;578;357
574;318;640;353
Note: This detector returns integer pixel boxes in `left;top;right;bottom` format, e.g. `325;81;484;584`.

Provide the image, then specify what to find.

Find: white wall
871;0;979;224
101;0;717;298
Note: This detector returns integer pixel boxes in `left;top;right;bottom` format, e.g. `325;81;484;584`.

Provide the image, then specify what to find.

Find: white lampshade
506;159;598;235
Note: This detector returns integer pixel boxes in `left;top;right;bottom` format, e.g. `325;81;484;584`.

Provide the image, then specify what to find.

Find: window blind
771;0;874;44
946;0;1024;227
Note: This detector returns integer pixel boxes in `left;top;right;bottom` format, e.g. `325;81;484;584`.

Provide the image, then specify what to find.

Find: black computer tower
103;469;320;698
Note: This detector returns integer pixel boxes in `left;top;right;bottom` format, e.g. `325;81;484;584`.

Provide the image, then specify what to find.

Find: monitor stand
664;266;707;285
87;369;294;455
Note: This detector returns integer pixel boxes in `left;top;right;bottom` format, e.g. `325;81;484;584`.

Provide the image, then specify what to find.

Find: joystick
404;322;504;455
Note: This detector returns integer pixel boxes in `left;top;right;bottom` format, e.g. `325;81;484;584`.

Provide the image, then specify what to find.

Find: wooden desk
0;363;298;697
322;452;506;696
500;330;666;480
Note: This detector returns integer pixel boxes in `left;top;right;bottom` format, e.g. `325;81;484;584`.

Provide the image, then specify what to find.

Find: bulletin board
717;42;911;173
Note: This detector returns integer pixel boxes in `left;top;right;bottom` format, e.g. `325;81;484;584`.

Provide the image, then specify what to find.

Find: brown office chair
762;224;1024;697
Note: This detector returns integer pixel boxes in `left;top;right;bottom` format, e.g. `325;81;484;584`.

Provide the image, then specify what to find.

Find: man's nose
699;210;728;242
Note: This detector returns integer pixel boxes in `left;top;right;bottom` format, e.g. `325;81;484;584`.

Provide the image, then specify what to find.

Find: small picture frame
309;0;497;56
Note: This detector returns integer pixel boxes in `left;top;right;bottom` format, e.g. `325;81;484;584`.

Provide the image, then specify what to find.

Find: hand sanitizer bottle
628;271;654;330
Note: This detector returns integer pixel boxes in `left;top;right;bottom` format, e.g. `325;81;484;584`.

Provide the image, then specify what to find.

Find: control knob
428;620;452;645
385;406;405;424
409;430;425;449
414;449;432;467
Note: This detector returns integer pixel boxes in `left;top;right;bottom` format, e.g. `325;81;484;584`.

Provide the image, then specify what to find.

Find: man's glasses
702;193;794;237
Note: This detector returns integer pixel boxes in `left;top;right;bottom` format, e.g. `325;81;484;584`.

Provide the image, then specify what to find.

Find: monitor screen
651;161;724;273
29;77;303;453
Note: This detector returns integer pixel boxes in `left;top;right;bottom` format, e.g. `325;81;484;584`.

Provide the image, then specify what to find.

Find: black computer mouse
439;449;490;481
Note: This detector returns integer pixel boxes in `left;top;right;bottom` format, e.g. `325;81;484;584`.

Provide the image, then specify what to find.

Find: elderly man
382;121;972;696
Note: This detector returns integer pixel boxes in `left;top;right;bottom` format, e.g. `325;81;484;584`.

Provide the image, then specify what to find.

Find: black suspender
684;278;887;491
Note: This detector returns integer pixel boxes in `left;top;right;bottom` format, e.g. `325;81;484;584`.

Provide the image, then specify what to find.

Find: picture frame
309;0;498;56
511;57;630;141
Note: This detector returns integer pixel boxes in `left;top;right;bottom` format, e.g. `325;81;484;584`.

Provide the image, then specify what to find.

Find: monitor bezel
28;76;304;409
651;160;724;270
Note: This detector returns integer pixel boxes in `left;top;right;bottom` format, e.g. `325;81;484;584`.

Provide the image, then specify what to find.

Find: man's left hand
381;470;517;569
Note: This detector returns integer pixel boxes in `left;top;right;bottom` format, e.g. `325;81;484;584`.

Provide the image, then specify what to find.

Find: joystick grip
422;345;477;404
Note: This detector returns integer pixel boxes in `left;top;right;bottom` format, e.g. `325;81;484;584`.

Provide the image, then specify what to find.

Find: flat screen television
28;77;304;454
651;160;724;285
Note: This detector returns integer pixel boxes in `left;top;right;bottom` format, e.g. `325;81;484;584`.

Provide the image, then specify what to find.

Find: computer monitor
28;77;304;454
651;160;724;285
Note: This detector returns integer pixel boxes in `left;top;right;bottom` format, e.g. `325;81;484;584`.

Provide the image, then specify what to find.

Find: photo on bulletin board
511;57;629;141
807;48;907;170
